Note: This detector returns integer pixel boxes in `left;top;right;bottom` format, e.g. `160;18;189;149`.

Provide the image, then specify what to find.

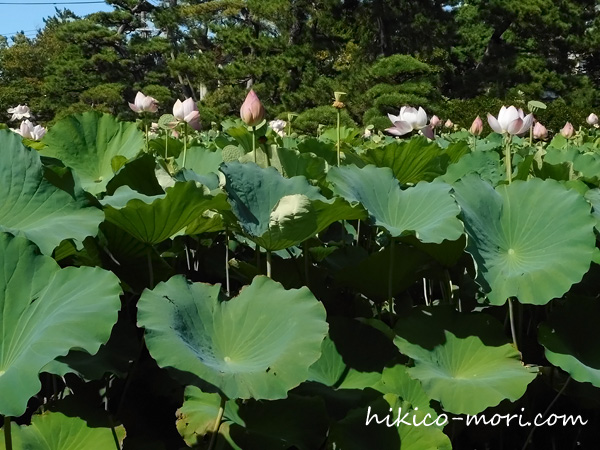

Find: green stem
147;247;154;289
521;376;571;450
225;230;230;297
336;109;341;166
208;395;226;450
183;122;188;168
3;417;12;450
252;126;257;164
266;250;272;278
388;240;395;316
508;298;518;351
145;123;149;152
165;129;169;159
529;124;533;147
504;135;512;184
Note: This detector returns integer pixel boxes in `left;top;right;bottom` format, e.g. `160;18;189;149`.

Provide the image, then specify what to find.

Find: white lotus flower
129;91;158;113
586;113;598;126
386;106;434;139
487;106;533;135
7;104;31;121
269;119;286;136
173;98;200;130
14;120;46;140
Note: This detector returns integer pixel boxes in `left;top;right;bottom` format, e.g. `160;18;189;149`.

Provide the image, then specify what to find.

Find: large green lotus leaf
40;111;144;194
276;146;327;183
0;412;122;450
453;175;596;305
137;275;328;400
0;130;104;255
328;165;463;243
539;297;600;387
177;386;328;450
362;136;449;185
100;181;229;244
178;145;224;175
440;149;505;186
544;146;600;181
584;188;600;231
330;381;452;450
0;232;121;417
221;162;365;250
393;308;537;415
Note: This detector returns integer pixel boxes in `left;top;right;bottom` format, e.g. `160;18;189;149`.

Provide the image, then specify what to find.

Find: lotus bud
7;104;31;121
240;90;265;127
586;113;598;126
129;91;158;113
444;119;454;128
533;122;548;140
14;119;46;140
469;116;483;136
560;122;574;139
430;115;441;128
173;98;200;130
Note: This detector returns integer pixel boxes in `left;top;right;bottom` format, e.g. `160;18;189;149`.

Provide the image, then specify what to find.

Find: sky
0;1;114;41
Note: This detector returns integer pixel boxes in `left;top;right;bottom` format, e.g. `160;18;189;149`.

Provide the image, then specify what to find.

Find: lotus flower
7;104;31;121
269;119;286;136
444;119;454;129
173;98;200;130
533;122;548;140
430;115;441;128
240;90;265;127
586;113;598;126
469;116;483;136
14;120;46;140
487;106;533;135
386;106;433;138
560;122;574;138
129;91;158;113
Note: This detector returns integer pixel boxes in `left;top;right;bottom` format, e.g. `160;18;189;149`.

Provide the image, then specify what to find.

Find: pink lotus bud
240;90;265;127
430;115;441;128
533;122;548;140
586;113;598;126
469;116;483;136
173;98;200;130
444;119;453;128
560;122;574;138
129;91;158;113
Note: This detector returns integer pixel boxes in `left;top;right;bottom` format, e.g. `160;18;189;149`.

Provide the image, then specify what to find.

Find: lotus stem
521;376;571;450
504;135;512;184
252;126;257;164
225;230;230;297
266;251;272;278
145;123;149;152
165;131;168;159
147;247;154;289
208;395;226;450
508;297;518;351
423;278;429;306
3;417;12;450
183;122;189;168
388;240;395;317
355;220;361;246
336;109;341;166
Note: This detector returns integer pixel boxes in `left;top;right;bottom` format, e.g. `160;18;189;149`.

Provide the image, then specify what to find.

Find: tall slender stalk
225;230;230;297
336;109;341;166
182;122;189;168
508;298;518;351
208;395;226;450
252;126;257;164
266;251;272;278
3;417;12;450
388;240;395;317
144;122;149;152
504;134;512;184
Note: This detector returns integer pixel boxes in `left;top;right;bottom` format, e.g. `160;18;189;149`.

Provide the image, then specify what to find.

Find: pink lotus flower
7;104;31;121
560;122;574;138
386;106;433;138
14;119;46;140
533;122;548;140
444;119;454;128
129;91;158;113
469;116;483;136
487;106;533;135
240;90;265;127
430;115;441;128
173;98;200;130
586;113;598;126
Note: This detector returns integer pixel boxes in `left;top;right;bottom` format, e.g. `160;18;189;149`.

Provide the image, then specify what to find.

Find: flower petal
487;114;503;134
